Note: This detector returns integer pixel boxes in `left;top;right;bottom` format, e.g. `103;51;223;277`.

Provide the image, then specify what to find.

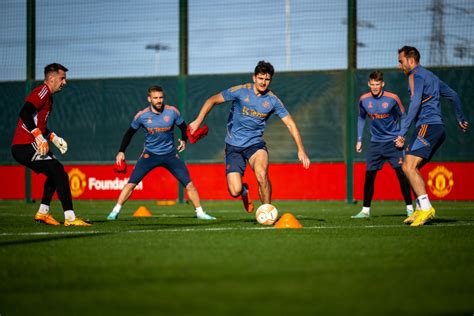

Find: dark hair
44;63;68;78
254;60;274;77
148;85;164;95
368;71;384;82
398;46;420;63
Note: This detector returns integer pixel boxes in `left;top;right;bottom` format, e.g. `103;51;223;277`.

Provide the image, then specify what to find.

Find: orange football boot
34;212;60;226
242;183;254;213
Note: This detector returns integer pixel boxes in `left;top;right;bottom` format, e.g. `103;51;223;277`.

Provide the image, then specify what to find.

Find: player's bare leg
186;182;201;209
249;149;271;204
226;172;243;198
402;155;426;197
402;155;435;226
118;183;137;205
186;181;216;220
227;172;254;213
107;183;136;220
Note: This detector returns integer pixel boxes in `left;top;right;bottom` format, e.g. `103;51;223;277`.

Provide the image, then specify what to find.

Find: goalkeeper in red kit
11;63;91;227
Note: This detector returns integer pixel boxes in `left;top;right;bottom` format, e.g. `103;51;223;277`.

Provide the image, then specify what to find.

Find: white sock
362;206;370;214
406;204;414;212
415;199;421;210
38;204;49;214
111;203;122;214
195;206;204;214
64;210;76;221
417;194;432;211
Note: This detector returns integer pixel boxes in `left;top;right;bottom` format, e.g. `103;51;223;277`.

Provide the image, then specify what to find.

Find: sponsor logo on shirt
242;106;268;118
368;113;390;119
146;126;172;134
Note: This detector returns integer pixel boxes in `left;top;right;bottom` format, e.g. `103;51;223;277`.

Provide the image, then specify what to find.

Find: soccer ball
256;204;278;225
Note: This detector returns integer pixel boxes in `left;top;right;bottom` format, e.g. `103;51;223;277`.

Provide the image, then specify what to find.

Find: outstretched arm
439;80;469;132
281;115;310;169
117;127;138;163
189;93;225;134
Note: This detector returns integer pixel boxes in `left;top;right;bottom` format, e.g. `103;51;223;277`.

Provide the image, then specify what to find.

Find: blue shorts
224;142;267;175
366;141;404;171
129;151;191;186
406;124;446;161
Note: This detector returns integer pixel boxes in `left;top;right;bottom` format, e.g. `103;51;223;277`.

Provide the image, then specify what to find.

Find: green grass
0;200;473;315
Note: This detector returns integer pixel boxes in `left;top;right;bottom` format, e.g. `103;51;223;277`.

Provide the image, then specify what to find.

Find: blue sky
1;0;473;81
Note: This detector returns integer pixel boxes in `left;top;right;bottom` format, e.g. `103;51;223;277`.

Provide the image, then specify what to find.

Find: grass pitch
0;200;473;315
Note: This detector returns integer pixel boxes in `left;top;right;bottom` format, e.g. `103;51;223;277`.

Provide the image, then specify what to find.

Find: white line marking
0;222;472;237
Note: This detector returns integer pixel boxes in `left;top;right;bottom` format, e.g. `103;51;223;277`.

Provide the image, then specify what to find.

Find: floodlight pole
25;0;36;203
346;0;356;204
178;0;188;204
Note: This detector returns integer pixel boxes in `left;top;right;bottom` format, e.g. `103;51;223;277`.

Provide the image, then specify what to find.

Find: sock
241;186;248;197
195;206;204;215
406;204;414;212
38;204;49;215
361;206;370;215
111;203;122;214
417;194;432;211
415;199;421;210
64;210;76;221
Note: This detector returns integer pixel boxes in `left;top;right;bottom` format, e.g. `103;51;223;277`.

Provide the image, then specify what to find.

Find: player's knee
185;182;197;193
125;183;137;191
254;169;268;184
227;185;241;198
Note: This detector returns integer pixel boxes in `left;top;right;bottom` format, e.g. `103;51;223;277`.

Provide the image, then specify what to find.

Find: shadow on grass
431;218;458;224
0;232;111;247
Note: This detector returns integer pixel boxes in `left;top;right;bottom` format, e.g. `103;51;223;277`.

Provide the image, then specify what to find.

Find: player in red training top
11;63;91;227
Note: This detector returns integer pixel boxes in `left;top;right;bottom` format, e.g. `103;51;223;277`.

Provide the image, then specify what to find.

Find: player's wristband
31;128;42;138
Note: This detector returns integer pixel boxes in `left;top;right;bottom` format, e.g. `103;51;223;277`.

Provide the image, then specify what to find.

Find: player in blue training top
351;71;413;219
189;61;310;213
395;46;468;227
107;85;215;221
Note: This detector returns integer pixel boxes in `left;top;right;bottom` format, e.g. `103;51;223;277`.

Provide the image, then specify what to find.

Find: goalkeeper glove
49;132;68;154
31;128;49;156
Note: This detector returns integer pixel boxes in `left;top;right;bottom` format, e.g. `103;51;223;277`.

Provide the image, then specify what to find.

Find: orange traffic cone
156;200;177;206
274;213;303;229
133;206;152;217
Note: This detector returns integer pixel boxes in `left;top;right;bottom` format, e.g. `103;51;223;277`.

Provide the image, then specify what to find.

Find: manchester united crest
427;165;454;198
164;115;171;123
68;168;87;198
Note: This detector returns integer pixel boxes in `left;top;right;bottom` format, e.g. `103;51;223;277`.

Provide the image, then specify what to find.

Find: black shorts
11;144;63;175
